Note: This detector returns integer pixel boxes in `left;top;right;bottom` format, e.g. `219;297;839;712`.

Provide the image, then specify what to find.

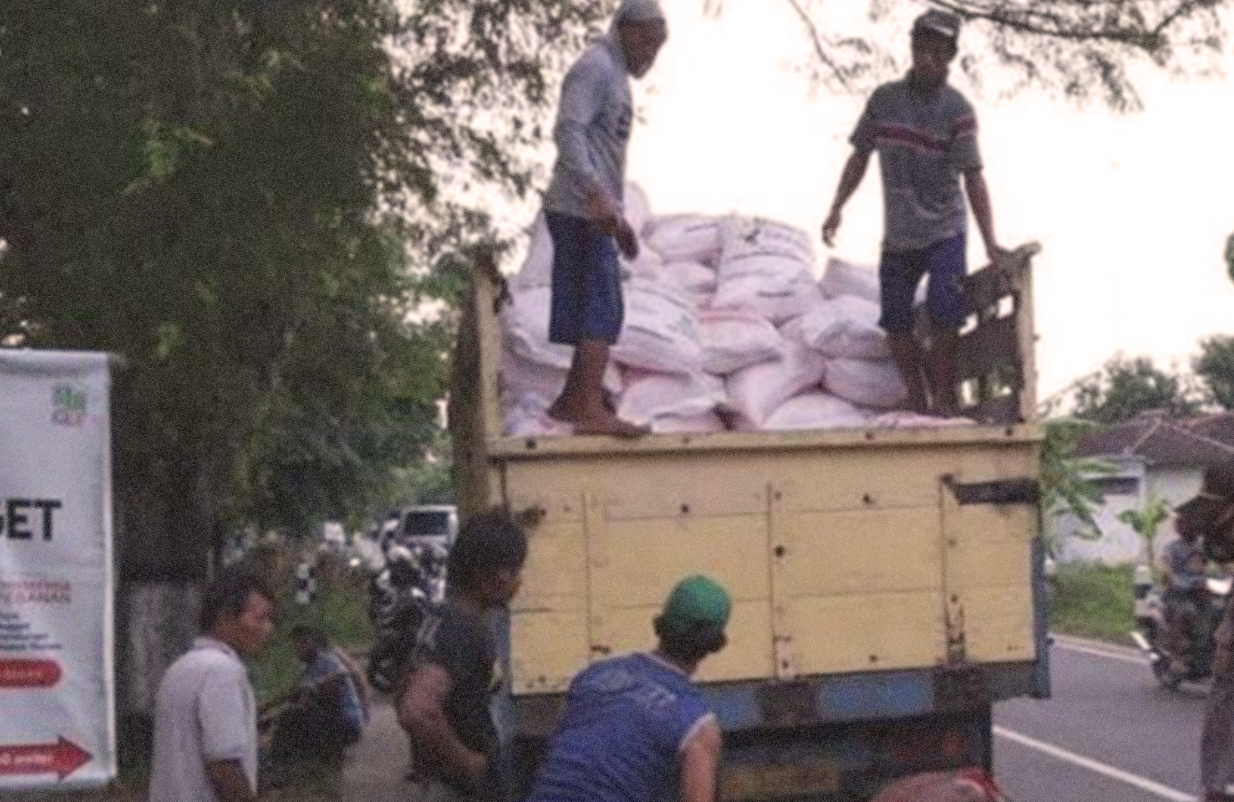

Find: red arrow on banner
0;737;92;780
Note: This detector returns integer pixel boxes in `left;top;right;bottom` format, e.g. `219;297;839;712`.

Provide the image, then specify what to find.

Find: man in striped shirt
822;10;1005;416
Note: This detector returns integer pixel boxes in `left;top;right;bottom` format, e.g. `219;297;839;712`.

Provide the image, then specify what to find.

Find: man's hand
821;209;842;248
821;150;870;249
587;189;624;234
615;219;639;260
986;244;1012;267
205;759;256;802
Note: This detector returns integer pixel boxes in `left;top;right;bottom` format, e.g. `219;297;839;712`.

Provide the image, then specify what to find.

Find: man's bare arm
821;150;871;247
205;759;255;802
963;168;1004;264
397;663;487;789
679;718;724;802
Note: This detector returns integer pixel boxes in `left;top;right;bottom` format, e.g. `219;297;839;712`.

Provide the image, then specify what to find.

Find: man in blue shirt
822;10;1006;416
266;625;365;771
525;575;729;802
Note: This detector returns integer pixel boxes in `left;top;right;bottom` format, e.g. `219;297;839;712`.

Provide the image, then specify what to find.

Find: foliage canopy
0;0;610;574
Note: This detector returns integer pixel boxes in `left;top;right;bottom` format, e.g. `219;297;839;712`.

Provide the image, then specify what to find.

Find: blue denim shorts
878;233;967;334
546;212;624;346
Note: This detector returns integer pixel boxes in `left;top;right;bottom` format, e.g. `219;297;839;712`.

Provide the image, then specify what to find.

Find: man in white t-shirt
148;570;276;802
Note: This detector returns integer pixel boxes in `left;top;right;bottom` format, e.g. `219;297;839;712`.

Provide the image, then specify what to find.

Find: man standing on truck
541;0;668;436
524;575;728;802
397;509;528;802
1180;461;1234;802
821;10;1006;416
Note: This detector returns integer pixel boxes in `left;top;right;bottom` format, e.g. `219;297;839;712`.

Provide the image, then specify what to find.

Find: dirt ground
4;701;409;802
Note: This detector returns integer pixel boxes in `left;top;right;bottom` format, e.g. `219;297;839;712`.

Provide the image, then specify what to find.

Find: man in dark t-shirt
397;510;528;802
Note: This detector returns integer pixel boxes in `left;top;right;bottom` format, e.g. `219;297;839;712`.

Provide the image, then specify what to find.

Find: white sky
623;0;1234;400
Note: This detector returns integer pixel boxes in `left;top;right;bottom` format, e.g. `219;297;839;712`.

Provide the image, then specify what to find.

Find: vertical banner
0;351;115;790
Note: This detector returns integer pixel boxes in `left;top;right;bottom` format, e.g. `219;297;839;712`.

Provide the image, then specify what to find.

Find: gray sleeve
553;54;610;199
849;90;882;154
948;96;983;172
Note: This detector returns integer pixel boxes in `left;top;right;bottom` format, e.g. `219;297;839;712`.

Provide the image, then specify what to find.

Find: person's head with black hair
909;9;961;90
1177;459;1234;560
653;575;731;672
289;624;329;663
199;569;276;658
446;508;528;608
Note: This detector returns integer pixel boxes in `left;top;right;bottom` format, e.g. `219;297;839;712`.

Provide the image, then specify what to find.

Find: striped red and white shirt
850;75;983;252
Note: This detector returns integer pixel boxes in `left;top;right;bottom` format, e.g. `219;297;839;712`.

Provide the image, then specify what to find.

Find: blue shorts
546;212;624;346
878;233;967;334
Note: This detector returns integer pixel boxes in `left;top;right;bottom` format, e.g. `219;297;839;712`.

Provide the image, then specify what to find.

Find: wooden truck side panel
502;433;1039;696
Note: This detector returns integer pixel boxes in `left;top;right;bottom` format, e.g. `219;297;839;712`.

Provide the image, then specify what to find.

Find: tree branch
931;0;1219;53
785;0;853;92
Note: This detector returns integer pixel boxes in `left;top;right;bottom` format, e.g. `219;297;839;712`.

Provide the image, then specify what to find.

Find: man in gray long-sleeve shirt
540;0;667;437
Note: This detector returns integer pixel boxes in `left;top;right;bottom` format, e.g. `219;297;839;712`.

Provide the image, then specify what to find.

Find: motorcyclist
1159;514;1209;675
1178;459;1234;802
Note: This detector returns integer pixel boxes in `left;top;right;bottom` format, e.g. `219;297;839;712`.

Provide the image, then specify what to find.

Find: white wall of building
1056;462;1205;565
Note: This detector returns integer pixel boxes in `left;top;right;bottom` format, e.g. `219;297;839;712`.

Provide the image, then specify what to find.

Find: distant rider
1158;514;1208;675
1177;460;1234;802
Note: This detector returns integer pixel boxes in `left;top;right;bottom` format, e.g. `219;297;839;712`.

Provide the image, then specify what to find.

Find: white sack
797;295;889;359
763;392;872;432
501;394;573;437
611;276;704;374
622;246;664;280
617;371;727;425
698;310;786;375
725;323;828;428
624;181;652;236
819;256;879;303
713;217;825;324
500;348;621;399
501;287;574;369
818;255;928;305
651;412;727;434
509;211;554;291
664;261;717;295
824;357;908;409
646;214;725;267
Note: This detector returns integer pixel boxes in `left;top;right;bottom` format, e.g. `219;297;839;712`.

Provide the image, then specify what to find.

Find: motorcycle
365;540;449;693
1131;563;1232;689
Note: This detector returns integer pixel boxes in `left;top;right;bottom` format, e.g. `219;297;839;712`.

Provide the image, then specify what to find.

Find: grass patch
1049;562;1135;646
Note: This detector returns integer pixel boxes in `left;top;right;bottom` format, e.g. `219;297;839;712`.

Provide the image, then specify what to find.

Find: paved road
341;700;408;802
995;636;1210;802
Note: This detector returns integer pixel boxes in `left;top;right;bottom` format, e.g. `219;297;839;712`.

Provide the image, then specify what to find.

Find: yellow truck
450;245;1047;801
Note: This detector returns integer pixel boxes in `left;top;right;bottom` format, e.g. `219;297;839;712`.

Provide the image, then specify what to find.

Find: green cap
659;575;731;635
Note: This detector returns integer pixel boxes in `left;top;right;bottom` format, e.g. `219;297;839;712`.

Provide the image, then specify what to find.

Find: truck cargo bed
449;246;1048;801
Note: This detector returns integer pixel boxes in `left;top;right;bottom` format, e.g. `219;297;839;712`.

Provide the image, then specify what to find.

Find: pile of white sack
500;184;972;436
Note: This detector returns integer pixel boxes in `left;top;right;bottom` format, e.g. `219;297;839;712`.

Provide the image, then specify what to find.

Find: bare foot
547;395;583;423
573;412;650;438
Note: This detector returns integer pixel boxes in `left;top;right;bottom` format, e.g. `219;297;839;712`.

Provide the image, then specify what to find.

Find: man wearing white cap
541;0;668;437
